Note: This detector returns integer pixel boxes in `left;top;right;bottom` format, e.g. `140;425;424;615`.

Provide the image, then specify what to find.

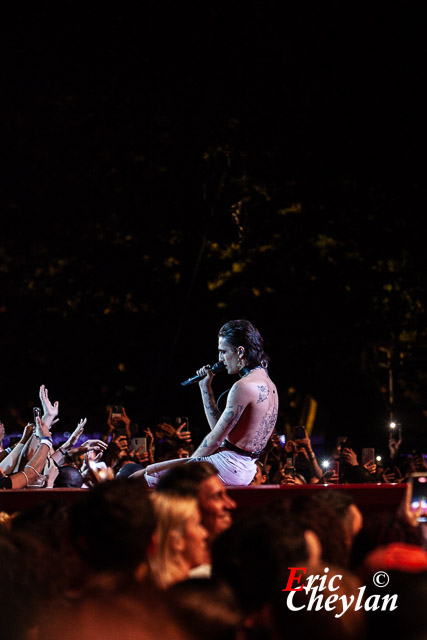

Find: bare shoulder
233;369;277;401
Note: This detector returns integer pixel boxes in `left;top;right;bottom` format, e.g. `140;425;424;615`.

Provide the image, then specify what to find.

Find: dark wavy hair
218;319;269;367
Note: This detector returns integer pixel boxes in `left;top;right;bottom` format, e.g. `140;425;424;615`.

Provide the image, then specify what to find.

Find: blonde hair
148;492;200;589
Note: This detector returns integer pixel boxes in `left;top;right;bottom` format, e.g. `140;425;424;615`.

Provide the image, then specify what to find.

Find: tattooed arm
193;384;246;457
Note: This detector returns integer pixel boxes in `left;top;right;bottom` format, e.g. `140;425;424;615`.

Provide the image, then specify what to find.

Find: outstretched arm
0;421;7;462
192;383;247;457
51;418;87;465
0;424;34;474
9;417;52;489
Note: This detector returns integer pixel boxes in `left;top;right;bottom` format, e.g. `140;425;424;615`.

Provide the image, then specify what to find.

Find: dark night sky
1;3;427;455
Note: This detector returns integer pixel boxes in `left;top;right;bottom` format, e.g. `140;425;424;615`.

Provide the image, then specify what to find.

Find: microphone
181;361;226;387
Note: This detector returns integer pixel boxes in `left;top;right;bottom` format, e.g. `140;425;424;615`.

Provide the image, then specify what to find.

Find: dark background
1;3;427;458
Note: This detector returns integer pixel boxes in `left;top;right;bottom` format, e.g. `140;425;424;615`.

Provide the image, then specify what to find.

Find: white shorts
144;449;257;487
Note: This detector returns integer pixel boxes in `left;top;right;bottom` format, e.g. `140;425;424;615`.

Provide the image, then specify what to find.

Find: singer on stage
139;319;279;487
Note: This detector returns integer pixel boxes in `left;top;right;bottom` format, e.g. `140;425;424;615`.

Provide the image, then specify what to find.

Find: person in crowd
0;420;9;462
350;480;425;571
339;440;376;483
168;578;245;640
53;464;84;488
263;427;323;484
103;404;133;442
211;503;322;635
284;493;353;568
312;490;364;553
280;470;307;485
250;460;268;484
261;431;286;482
148;492;208;588
69;476;156;589
115;460;145;478
40;582;187;640
288;425;324;482
154;461;236;569
103;432;132;470
359;546;427;640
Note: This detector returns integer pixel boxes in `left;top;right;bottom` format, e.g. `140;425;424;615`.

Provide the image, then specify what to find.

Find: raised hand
321;468;339;484
380;465;403;483
363;460;377;475
156;422;176;438
121;407;132;439
39;385;59;428
62;418;87;450
144;427;155;449
341;447;358;466
175;421;192;443
87;449;104;463
135;447;150;464
77;439;108;454
83;453;114;484
388;430;402;458
397;481;422;527
0;421;5;445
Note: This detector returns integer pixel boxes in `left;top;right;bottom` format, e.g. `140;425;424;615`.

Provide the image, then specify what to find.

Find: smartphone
279;434;286;447
326;460;339;484
361;448;375;466
175;417;189;429
111;405;124;420
410;472;427;523
293;425;307;440
33;407;41;422
130;437;147;453
284;457;296;479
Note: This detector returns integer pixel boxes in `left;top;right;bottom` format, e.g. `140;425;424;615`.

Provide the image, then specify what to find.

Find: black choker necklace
239;364;262;378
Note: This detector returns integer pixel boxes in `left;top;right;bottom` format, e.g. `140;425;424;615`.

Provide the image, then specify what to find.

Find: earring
237;350;245;371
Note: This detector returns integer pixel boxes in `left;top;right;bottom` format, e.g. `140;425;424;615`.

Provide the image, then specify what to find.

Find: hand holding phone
175;418;192;443
323;460;339;484
293;425;307;440
130;437;147;453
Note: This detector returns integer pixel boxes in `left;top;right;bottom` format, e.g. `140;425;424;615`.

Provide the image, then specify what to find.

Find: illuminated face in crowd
197;474;236;543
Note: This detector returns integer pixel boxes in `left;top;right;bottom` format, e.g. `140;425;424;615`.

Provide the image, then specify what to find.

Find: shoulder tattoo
256;385;270;403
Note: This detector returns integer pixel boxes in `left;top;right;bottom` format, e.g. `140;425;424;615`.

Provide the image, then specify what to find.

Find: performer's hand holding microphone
181;361;226;387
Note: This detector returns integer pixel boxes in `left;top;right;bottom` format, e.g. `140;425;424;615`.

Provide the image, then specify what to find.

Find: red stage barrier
0;483;406;520
227;483;407;520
